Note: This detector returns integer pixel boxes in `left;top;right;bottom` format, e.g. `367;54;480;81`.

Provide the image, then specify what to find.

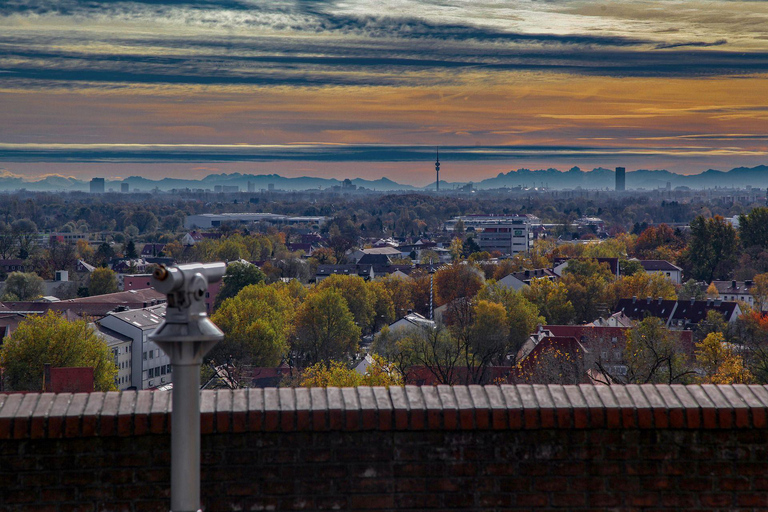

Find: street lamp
150;262;226;512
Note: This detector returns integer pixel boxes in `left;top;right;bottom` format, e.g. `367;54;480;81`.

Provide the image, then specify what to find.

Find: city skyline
1;0;768;185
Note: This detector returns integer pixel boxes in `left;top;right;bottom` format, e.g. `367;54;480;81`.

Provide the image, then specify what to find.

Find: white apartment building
96;325;133;390
446;215;539;256
97;304;171;390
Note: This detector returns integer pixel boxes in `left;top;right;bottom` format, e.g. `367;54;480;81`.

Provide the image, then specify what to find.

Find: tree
633;224;683;260
378;274;414;319
695;332;752;384
11;218;37;259
316;274;377;333
561;259;615;323
682;215;737;282
739;207;768;249
678;279;705;301
88;267;118;296
751;273;768;312
128;210;159;234
292;288;361;367
1;271;44;301
299;355;402;387
124;239;138;259
434;262;484;305
0;311;117;391
210;283;295;369
609;272;677;305
477;283;543;364
624;317;694;384
214;262;266;309
522;278;574;325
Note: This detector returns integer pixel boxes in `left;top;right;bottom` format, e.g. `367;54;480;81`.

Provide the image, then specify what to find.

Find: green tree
682;215;737;282
124;239;138;259
292;288;361;367
739;207;768;249
316;274;376;333
1;271;44;301
624;317;694;384
678;279;705;301
0;311;117;391
210;283;295;368
214;261;266;309
88;267;118;296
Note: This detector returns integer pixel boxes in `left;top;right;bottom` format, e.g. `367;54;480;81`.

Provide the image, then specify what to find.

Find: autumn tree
378;274;415;319
751;273;768;312
633;224;684;260
522;278;574;325
88;267;118;296
1;271;44;301
210;283;295;369
434;262;484;305
0;311;117;391
695;332;752;384
609;272;677;305
561;259;615;323
624;317;694;384
214;261;266;309
299;355;402;387
292;288;361;367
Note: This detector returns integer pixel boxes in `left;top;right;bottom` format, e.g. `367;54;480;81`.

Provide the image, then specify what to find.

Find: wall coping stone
1;384;767;440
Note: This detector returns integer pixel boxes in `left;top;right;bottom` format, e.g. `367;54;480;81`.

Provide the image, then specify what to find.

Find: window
149;350;154;359
143;351;147;360
149;368;154;378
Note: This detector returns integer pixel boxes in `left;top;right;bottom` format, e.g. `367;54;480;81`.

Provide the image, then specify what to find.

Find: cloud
0;143;764;164
655;39;728;49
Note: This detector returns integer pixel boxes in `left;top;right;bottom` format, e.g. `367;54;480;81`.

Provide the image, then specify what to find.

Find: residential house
710;280;758;309
497;268;558;291
615;297;741;329
637;259;683;285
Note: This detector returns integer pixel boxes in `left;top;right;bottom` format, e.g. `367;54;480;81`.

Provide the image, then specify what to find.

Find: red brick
700;493;733;507
347;494;395;509
516;493;548;507
738;493;768;507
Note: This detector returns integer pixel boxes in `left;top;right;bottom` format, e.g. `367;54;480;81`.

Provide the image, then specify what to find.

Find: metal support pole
149;262;226;512
171;363;201;512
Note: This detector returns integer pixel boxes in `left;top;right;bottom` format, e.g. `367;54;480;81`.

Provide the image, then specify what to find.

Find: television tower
435;147;440;192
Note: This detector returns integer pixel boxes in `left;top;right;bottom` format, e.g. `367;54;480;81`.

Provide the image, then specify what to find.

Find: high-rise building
615;167;626;191
121;182;129;193
435;147;440;192
90;177;105;194
247;181;255;192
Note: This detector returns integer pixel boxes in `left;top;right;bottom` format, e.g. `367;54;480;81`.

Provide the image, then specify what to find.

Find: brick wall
2;384;768;511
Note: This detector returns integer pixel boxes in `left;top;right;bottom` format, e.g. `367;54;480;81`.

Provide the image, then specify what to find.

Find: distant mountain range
1;166;767;192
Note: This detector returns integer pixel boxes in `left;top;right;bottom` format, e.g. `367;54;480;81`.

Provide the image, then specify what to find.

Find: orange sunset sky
1;0;768;186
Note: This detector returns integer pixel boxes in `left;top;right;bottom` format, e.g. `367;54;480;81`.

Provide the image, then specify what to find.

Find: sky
1;0;768;186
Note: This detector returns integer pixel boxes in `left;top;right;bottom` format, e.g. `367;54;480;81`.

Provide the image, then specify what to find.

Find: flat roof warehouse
184;213;327;229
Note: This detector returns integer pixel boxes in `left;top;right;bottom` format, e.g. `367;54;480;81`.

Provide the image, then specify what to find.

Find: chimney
658;297;663;305
525;270;530;278
707;298;713;306
732;280;737;289
746;280;753;287
646;297;652;304
632;296;637;303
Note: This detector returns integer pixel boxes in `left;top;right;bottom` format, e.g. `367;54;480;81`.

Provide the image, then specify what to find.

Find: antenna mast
435;147;440;192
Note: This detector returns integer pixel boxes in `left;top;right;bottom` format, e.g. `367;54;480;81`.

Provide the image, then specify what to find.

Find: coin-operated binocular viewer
150;262;226;512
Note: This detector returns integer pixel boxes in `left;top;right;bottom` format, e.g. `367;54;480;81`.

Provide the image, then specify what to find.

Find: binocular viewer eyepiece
151;262;226;296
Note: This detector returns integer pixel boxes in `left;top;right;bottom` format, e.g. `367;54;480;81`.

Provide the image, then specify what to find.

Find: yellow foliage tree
695;332;753;384
300;355;402;387
0;311;117;391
